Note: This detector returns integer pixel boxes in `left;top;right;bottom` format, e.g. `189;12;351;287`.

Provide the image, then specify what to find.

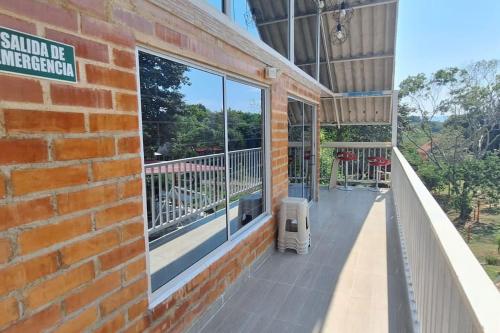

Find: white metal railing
144;148;262;235
392;147;500;333
287;146;311;184
320;142;392;188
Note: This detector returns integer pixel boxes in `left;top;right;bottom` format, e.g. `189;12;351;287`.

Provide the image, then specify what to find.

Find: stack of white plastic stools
278;197;310;254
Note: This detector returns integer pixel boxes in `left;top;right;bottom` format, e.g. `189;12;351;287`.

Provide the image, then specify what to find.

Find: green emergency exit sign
0;26;77;83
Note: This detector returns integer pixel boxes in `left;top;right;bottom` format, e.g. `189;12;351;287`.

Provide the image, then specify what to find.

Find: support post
223;0;232;17
315;4;321;81
288;0;294;63
391;90;399;146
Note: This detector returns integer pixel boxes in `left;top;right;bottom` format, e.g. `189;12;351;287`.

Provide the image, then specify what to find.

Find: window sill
148;213;273;309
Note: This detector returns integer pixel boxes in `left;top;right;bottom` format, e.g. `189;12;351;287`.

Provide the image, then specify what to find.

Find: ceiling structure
249;0;398;125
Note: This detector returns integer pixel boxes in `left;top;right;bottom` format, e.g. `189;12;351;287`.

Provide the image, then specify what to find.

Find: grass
453;205;500;286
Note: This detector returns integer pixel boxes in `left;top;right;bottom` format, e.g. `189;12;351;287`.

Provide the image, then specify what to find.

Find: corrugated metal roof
250;0;398;125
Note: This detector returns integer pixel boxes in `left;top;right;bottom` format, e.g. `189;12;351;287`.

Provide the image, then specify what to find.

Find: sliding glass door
288;97;315;201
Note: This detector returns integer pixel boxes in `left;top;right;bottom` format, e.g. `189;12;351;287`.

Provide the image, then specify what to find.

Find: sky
394;0;500;86
193;0;500;109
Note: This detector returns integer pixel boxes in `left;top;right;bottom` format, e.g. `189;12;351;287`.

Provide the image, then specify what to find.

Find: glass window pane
226;79;265;235
288;99;303;198
288;98;314;200
139;51;227;291
232;0;288;58
303;103;314;201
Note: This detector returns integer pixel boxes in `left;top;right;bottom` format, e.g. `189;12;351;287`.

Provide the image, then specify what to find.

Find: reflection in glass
226;80;264;235
139;51;227;291
288;98;314;201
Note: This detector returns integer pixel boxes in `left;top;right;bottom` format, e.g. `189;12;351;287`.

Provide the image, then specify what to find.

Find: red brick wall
0;1;321;332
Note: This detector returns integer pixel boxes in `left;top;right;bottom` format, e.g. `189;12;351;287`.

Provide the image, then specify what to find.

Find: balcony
193;146;500;333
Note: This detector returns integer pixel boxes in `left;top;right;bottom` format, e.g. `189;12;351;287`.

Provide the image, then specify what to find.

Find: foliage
138;51;190;159
321;125;392;142
398;60;500;221
138;52;262;161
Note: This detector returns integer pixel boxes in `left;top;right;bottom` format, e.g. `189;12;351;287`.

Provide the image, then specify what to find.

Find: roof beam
321;90;394;99
320;122;391;127
296;53;394;67
256;0;397;27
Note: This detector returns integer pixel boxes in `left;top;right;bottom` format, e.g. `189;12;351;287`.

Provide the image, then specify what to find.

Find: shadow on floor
198;188;412;333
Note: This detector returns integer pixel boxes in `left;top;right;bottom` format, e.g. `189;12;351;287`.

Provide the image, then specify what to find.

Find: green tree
398;60;500;220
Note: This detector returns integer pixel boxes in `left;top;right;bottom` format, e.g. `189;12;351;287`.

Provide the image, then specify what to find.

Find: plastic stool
278;197;310;254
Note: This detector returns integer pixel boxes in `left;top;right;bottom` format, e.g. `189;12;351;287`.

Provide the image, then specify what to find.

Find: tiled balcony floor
199;188;413;333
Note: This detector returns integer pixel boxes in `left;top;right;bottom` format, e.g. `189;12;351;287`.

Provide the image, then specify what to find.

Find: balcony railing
392;147;500;332
320;142;392;188
144;148;263;236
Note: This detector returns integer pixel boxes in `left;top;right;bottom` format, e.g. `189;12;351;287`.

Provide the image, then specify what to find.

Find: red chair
368;156;391;191
336;151;357;191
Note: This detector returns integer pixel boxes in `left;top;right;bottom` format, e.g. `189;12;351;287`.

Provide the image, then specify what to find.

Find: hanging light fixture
320;0;354;44
333;23;348;44
335;1;354;24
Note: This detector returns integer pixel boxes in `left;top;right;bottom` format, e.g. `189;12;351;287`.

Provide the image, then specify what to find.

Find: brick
0;173;5;198
124;257;146;281
81;16;134;47
0;297;18;327
95;201;142;229
0;13;36;33
0;0;77;30
53;306;97;333
0;252;59;295
0;238;11;264
51;84;112;109
86;64;136;90
0;139;47;165
4;109;85;134
155;23;187;48
113;48;135;68
26;262;94;310
53;137;115;161
94;313;125;333
0;74;43;103
19;215;92;255
64;271;121;313
68;0;106;18
118;178;142;199
174;300;190;319
115;93;138;112
3;304;61;333
99;238;144;270
123;316;150;333
92;158;141;181
121;221;144;242
45;29;109;63
128;298;147;321
0;197;54;232
90;113;138;132
113;8;154;35
118;136;140;154
60;230;120;266
100;277;147;315
57;183;118;215
11;164;88;196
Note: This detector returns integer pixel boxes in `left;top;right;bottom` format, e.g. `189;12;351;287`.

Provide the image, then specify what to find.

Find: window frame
135;46;272;308
287;94;318;202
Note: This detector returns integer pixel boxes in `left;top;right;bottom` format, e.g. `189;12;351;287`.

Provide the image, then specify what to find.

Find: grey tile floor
199;188;413;333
